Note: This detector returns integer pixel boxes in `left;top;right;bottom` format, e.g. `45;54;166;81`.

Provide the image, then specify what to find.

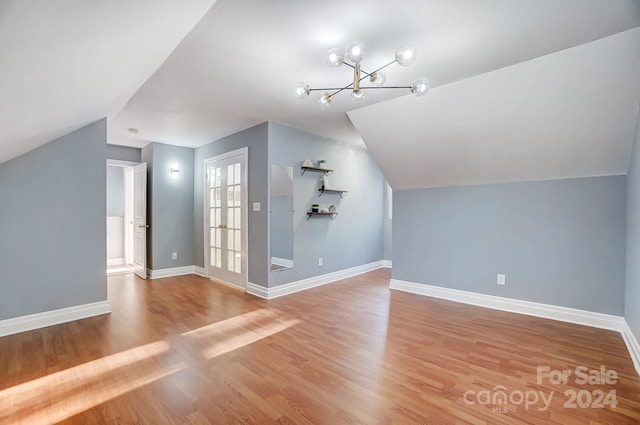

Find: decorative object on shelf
322;175;330;188
312;203;319;212
302;159;313;167
329;205;336;213
295;41;430;106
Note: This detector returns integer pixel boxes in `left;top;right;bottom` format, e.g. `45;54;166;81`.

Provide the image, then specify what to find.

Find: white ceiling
349;27;640;189
0;0;217;164
2;0;640;190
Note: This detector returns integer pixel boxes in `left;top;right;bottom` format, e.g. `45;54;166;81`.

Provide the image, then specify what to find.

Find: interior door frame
203;147;249;289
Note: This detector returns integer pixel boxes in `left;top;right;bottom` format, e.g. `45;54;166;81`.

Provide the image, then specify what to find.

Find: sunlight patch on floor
182;308;301;360
0;341;187;425
0;307;300;423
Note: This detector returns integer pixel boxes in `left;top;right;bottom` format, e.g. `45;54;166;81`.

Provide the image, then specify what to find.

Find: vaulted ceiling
0;0;217;163
1;0;640;190
349;28;640;189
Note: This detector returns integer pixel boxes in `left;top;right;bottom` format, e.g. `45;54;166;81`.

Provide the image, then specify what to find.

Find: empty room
1;1;640;424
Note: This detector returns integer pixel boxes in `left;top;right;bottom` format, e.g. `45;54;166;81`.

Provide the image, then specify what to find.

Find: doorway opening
106;159;137;276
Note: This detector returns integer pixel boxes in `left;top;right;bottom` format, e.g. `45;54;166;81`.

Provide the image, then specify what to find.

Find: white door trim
107;159;139;168
107;159;139;270
203;147;249;290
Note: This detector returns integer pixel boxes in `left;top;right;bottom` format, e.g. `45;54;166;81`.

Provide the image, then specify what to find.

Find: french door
204;148;248;289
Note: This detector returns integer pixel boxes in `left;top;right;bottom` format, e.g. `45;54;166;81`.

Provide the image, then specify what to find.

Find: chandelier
295;41;430;106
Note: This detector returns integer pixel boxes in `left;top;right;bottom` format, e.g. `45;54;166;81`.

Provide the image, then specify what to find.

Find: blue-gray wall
107;144;141;163
0;119;107;320
141;142;195;270
267;122;385;287
393;176;627;315
194;123;269;287
626;114;640;338
107;165;124;216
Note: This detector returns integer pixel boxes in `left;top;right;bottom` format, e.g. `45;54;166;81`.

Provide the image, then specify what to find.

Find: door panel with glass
205;154;247;288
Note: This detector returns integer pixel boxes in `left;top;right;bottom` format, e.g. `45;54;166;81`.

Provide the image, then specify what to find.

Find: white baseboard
389;279;624;332
621;320;640;377
382;260;392;268
147;266;199;279
247;260;385;299
247;282;269;299
107;258;125;266
194;266;206;277
271;257;294;268
0;301;111;337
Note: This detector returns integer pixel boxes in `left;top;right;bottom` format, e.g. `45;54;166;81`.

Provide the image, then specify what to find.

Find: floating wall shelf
306;211;338;220
318;185;347;198
301;165;333;176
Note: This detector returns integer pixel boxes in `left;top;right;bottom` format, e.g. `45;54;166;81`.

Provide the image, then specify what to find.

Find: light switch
252;202;261;212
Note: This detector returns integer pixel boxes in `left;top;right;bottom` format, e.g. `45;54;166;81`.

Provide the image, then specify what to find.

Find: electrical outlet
497;273;506;286
318;257;323;267
172;252;178;260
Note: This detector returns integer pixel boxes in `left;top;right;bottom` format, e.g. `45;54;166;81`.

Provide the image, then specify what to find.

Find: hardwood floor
1;269;639;424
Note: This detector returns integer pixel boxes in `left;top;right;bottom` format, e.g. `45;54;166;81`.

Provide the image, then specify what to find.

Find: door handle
217;224;227;229
138;224;150;228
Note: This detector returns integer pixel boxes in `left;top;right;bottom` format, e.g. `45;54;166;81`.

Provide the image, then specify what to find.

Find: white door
205;149;248;289
132;163;148;279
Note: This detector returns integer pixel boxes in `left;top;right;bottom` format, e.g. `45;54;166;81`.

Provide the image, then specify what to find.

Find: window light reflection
0;341;187;425
0;307;300;423
182;308;301;359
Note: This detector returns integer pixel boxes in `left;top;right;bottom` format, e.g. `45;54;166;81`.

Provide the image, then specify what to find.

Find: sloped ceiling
349;28;640;190
0;0;216;164
2;0;640;191
109;0;640;154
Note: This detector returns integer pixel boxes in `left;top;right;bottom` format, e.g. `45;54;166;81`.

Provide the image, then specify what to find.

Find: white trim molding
194;266;207;277
247;282;269;299
0;301;111;337
247;261;385;299
107;257;125;266
106;159;139;167
382;260;392;268
147;266;199;279
145;265;210;279
621;320;640;377
389;279;625;331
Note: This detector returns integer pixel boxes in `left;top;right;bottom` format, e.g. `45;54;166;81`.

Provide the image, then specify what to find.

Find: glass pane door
205;153;246;289
226;162;242;274
209;166;222;269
